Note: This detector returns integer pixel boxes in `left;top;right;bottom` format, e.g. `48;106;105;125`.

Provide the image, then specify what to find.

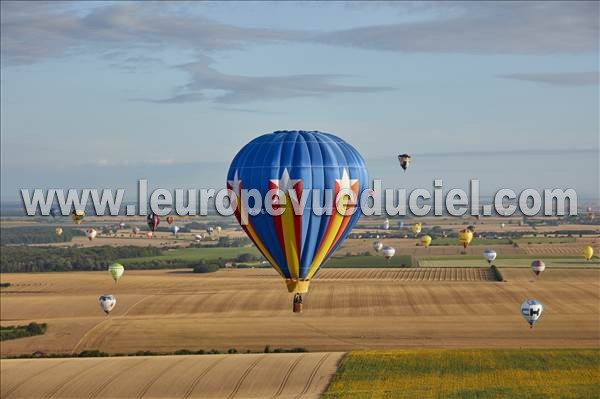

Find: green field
117;247;261;264
417;256;599;268
323;349;600;399
1;322;47;341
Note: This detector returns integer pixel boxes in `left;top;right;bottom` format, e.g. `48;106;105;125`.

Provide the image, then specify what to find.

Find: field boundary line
296;353;331;399
272;354;305;398
183;356;227;399
227;355;264;399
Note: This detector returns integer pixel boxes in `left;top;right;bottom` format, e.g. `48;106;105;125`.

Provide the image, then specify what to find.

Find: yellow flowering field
323;349;600;399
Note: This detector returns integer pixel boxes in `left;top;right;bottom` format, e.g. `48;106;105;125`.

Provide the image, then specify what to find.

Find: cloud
0;2;305;66
135;56;392;104
2;1;597;67
498;71;599;86
315;2;599;54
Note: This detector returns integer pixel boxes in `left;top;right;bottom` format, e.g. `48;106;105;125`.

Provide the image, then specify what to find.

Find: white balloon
86;228;97;241
99;295;116;315
520;299;543;328
382;246;396;260
483;249;497;264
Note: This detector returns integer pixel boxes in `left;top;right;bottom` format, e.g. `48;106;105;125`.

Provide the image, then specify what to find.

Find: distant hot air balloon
227;131;368;310
520;299;543;328
147;213;159;232
587;207;595;222
99;295;116;315
373;241;383;252
583;245;594;261
411;223;422;237
171;225;180;235
86;228;97;241
383;219;390;230
458;229;473;249
531;260;545;278
398;153;411;172
70;209;85;225
483;249;497;265
421;234;432;248
55;227;63;237
382;246;396;261
50;207;60;219
166;216;174;225
108;263;124;283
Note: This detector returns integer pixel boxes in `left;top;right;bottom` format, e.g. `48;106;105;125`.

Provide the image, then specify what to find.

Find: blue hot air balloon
50;206;60;218
227;131;368;302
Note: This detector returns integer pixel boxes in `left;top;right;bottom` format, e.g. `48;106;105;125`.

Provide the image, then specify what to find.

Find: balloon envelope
86;228;97;241
531;260;545;276
411;223;422;236
520;299;543;328
147;213;159;231
583;245;594;261
382;246;396;259
227;131;368;293
483;249;497;264
108;263;124;282
99;295;116;314
70;209;85;225
421;234;432;248
458;229;473;248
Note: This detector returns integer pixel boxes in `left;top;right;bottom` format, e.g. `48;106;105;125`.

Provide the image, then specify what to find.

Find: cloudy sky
1;1;598;200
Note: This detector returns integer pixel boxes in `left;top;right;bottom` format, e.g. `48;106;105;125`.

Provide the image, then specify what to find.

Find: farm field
323;349;600;399
1;267;599;356
0;352;343;399
417;256;599;268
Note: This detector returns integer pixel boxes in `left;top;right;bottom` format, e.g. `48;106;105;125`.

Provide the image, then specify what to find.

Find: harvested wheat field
2;268;599;357
0;352;343;399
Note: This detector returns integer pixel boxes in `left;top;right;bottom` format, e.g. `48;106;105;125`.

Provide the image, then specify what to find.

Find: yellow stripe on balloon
237;196;284;278
281;194;300;280
306;207;346;280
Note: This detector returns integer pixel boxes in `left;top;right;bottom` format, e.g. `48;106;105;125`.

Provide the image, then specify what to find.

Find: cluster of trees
216;236;252;247
6;346;309;359
0;246;163;273
0;322;47;341
1;226;84;245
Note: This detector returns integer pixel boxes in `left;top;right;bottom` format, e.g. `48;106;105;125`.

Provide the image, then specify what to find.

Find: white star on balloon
335;169;358;191
270;168;300;192
228;170;242;194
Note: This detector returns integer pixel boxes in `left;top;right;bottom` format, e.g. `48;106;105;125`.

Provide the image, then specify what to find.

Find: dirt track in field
0;352;342;399
2;267;599;357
